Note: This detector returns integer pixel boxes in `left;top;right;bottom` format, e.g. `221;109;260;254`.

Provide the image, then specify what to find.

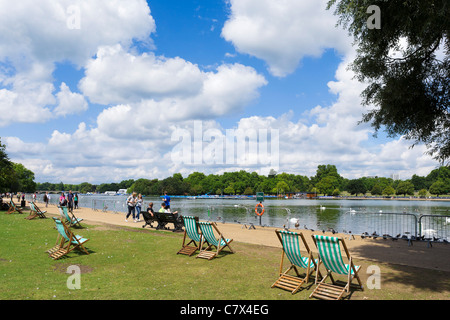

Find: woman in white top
126;192;137;222
135;194;143;222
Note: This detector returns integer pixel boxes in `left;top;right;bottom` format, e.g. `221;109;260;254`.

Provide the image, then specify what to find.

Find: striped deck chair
196;221;234;260
48;217;90;260
310;235;363;300
6;199;23;214
26;201;47;220
271;230;321;294
177;216;204;256
59;205;83;228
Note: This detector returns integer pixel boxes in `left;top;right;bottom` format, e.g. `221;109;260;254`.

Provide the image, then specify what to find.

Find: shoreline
30;200;450;273
21;192;450;202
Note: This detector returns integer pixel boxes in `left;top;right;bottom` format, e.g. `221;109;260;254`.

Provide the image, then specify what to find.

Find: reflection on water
72;195;449;233
42;194;450;238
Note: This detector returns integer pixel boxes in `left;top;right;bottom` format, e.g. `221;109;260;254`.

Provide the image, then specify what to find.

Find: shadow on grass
350;241;450;295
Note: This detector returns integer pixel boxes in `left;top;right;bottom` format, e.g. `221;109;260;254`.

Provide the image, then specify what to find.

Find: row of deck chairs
177;216;234;260
5;201;361;299
272;230;363;300
4;199;47;220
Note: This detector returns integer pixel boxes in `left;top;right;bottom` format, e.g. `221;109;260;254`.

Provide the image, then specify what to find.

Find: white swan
289;218;300;228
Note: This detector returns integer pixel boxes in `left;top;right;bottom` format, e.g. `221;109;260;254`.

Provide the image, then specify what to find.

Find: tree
327;0;450;163
346;179;367;196
371;184;383;196
12;163;36;193
224;184;235;195
411;174;428;191
273;181;289;194
312;164;342;186
383;186;396;196
418;189;428;198
79;182;95;194
243;187;254;195
429;180;449;196
316;176;340;196
128;178;157;195
396;181;415;196
0;139;13;193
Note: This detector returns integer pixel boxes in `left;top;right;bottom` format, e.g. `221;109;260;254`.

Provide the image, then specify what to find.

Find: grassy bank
1;211;449;300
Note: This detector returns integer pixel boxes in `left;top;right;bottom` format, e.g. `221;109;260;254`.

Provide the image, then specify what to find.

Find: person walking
135;193;143;222
74;193;79;209
67;190;74;212
163;191;171;209
45;192;50;207
126;192;137;222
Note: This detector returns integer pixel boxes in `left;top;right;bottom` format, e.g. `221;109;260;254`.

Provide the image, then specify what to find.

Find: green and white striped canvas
198;221;231;247
279;230;316;269
314;235;359;275
183;216;202;242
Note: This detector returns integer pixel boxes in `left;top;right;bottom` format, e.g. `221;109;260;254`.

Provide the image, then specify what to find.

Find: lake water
51;194;450;240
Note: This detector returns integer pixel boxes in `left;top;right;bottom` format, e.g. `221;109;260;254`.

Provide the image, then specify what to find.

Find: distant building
390;173;400;181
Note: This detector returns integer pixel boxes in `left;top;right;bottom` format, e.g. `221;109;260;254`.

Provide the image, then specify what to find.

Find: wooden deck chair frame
271;230;321;294
177;216;204;256
6;199;23;214
31;201;47;218
310;235;363;300
196;221;234;260
48;217;90;260
59;205;83;227
26;201;47;220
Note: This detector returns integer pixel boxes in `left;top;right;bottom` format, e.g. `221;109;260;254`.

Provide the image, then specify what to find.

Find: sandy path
35;201;450;272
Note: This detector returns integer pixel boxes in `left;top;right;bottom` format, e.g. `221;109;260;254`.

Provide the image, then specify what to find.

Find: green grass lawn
1;211;450;300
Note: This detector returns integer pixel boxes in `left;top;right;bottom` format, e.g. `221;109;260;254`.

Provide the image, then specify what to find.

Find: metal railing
418;215;450;242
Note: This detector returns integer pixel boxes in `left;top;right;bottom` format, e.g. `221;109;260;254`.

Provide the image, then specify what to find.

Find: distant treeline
35;165;450;197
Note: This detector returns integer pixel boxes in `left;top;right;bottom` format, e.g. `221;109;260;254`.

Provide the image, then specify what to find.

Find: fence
22;194;450;243
349;212;418;240
418;215;450;242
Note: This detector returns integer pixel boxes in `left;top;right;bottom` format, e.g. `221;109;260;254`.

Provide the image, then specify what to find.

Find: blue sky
0;0;439;184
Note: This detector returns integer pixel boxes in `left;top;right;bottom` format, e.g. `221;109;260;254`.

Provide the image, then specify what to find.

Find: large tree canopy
0;139;13;193
327;0;449;163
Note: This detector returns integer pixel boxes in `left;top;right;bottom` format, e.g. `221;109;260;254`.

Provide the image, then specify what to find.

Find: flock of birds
215;205;450;244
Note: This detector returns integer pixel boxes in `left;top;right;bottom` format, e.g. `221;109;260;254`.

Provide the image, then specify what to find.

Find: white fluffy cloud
80;45;267;115
0;0;155;125
0;62;55;125
0;0;155;66
222;0;352;77
54;82;88;117
79;45;205;105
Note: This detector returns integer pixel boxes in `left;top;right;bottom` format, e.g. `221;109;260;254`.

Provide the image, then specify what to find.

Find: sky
0;0;440;184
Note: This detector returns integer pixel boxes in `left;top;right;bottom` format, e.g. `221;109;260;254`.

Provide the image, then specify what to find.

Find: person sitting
146;202;155;217
159;202;178;216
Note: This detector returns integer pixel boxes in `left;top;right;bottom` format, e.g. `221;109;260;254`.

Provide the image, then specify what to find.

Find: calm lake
56;194;450;240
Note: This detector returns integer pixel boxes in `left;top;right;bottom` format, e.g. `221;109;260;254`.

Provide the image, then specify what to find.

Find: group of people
125;191;178;222
57;190;79;211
